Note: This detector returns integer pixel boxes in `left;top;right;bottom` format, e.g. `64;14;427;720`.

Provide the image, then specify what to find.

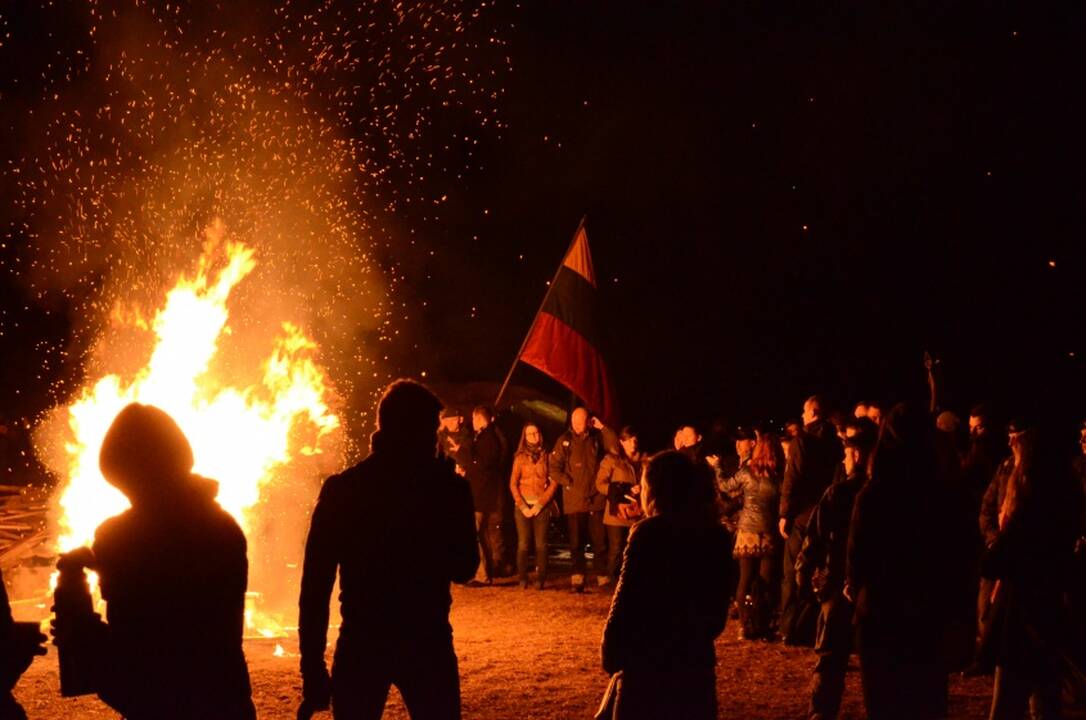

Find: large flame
52;223;341;628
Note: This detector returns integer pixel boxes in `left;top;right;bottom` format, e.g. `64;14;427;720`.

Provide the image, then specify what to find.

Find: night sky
2;2;1084;452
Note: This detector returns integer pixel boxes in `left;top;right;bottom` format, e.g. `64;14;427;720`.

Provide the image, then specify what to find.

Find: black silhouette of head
99;403;194;504
374;379;444;453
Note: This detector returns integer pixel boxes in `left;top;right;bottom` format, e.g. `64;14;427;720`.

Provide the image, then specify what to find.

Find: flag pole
494;216;587;411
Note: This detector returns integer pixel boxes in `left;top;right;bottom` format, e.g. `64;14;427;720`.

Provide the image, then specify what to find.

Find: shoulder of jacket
92;511;131;550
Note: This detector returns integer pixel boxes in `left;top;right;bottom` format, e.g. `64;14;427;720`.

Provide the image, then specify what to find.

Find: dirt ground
13;579;1005;719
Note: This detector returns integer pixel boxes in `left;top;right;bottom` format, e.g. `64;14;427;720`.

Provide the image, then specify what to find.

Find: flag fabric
518;224;619;427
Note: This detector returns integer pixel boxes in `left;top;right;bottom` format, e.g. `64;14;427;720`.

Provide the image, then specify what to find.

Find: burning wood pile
19;223;346;637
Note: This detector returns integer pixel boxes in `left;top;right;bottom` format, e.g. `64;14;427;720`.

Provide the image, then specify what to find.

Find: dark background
2;1;1084;454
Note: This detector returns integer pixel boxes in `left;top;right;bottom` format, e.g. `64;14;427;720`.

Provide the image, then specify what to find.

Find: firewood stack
0;484;52;570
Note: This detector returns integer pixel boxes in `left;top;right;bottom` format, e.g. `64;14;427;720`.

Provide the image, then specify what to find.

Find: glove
301;665;331;713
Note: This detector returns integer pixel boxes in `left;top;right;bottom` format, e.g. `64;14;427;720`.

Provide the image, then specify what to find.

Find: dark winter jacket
601;514;731;720
780;419;842;526
93;477;256;720
465;424;507;513
980;457;1015;546
963;433;1005;512
845;405;972;668
715;466;780;535
551;429;605;514
299;433;478;671
795;471;864;599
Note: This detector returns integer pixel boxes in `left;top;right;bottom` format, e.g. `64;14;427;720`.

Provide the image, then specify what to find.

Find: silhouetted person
601;451;731;720
0;568;47;719
779;395;842;645
795;431;873;720
459;405;507;584
299;380;478;719
85;403;256;719
845;402;972;720
965;405;1007;515
981;428;1083;719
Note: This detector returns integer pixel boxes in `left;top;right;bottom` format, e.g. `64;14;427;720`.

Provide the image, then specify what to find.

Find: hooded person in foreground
73;403;256;719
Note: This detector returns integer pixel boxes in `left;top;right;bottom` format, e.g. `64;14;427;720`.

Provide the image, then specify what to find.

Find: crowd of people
0;376;1082;719
437;383;1085;720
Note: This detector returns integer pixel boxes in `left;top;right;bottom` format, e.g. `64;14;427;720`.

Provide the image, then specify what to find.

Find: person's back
601;451;730;720
303;449;476;643
93;478;253;719
298;380;478;719
602;514;731;673
781;418;842;524
83;402;255;720
845;402;967;720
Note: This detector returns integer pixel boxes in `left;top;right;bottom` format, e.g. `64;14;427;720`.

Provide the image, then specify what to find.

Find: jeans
605;524;630;580
781;522;817;645
567;510;606;580
808;594;853;720
474;510;504;581
514;505;551;583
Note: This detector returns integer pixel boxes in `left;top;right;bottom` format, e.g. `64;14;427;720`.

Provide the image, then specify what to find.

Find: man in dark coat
963;405;1006;514
779;395;842;645
796;431;872;720
85;403;256;720
299;380;478;719
845;402;970;720
458;405;507;583
552;407;608;592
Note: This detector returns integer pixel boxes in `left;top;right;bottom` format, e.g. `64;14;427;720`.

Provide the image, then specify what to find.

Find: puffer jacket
716;467;780;535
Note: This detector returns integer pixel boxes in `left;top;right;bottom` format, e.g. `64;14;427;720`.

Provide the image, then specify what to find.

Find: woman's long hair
749;433;784;478
516;423;545;462
617;426;640;461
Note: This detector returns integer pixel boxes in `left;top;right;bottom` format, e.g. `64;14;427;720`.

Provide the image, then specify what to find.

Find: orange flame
51;222;342;634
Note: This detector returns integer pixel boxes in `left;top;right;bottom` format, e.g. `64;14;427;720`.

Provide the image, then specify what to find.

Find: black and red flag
497;220;619;427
